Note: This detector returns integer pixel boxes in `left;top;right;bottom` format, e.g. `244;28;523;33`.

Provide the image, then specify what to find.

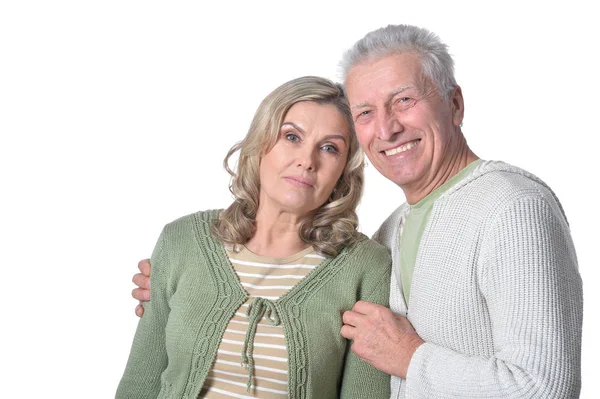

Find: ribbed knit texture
373;161;583;398
116;210;392;399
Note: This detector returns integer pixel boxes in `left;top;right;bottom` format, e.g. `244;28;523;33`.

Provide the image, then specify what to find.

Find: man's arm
132;259;151;317
405;195;581;397
343;195;582;398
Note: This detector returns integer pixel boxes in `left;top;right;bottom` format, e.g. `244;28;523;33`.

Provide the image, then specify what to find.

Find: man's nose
376;109;403;141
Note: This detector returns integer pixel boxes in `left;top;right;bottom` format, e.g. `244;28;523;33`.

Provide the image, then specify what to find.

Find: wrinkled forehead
344;53;430;105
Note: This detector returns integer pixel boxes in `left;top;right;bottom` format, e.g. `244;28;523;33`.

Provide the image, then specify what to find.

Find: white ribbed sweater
373;161;582;398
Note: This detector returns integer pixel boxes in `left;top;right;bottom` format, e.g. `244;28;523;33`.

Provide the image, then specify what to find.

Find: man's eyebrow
351;102;371;111
390;85;413;97
351;85;414;110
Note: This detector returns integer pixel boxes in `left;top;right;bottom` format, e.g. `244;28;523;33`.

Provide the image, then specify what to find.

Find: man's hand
341;300;424;379
131;259;151;317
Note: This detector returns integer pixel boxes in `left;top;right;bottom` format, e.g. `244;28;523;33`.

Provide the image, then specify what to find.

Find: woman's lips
284;176;314;188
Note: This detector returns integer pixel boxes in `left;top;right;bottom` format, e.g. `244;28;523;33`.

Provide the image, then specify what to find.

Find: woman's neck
245;208;311;258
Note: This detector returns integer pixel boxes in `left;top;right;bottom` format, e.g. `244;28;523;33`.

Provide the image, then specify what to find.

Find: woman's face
258;101;350;218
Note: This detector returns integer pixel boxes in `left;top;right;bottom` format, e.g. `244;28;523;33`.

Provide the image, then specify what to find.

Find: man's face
345;52;463;197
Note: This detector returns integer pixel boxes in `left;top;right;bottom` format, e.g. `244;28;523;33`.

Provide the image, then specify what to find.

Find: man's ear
450;86;465;127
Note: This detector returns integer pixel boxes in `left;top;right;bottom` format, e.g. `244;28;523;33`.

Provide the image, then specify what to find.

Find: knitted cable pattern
183;210;247;397
277;247;354;398
116;209;392;398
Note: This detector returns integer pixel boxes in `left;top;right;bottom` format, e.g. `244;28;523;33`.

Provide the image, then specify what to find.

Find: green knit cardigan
116;210;391;399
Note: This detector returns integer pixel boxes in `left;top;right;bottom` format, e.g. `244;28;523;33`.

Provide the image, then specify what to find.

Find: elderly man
336;25;582;398
131;25;582;398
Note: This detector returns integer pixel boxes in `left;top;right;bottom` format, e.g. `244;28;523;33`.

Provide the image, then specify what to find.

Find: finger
135;303;145;318
342;310;363;327
132;273;151;290
132;287;151;302
340;324;356;339
138;259;151;276
352;300;384;315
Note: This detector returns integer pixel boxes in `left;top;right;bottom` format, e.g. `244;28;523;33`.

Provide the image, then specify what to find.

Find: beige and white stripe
199;246;324;398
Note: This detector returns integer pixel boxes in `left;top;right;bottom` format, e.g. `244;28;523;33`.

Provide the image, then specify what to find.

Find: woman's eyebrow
282;123;347;143
322;134;347;144
281;122;305;134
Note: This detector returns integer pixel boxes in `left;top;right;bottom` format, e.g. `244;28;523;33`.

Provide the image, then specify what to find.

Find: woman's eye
322;144;338;153
285;133;300;142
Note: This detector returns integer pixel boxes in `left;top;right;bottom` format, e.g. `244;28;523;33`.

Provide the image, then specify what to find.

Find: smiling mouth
383;139;420;156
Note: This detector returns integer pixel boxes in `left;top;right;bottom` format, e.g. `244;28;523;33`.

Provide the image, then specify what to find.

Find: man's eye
285;133;300;142
394;97;416;110
395;97;413;104
355;110;371;121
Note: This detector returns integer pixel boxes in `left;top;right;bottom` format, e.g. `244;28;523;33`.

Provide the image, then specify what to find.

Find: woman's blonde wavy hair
211;76;365;257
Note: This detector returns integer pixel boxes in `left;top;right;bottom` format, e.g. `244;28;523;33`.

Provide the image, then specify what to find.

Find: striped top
199;245;325;399
116;209;392;398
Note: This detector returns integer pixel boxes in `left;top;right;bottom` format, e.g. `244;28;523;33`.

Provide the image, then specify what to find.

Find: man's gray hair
339;24;458;100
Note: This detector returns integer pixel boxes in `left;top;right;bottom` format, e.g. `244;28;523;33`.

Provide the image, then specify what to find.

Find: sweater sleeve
405;194;583;398
340;248;391;398
115;227;171;399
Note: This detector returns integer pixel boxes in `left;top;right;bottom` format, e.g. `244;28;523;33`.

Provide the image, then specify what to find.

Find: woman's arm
116;229;170;398
340;252;391;398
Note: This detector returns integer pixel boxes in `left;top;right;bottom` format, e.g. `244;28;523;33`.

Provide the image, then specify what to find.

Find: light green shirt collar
411;159;482;211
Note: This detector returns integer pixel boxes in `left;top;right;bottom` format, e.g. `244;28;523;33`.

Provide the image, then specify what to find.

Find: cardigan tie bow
241;297;281;391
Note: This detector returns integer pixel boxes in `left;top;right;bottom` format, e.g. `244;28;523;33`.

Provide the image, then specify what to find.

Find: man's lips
284;176;314;188
381;139;421;156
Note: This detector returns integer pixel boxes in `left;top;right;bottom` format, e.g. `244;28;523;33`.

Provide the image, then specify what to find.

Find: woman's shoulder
344;233;392;267
318;234;391;300
150;210;226;287
153;209;224;252
160;209;222;233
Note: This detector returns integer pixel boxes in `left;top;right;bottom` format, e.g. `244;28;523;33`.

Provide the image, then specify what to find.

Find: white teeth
384;140;419;156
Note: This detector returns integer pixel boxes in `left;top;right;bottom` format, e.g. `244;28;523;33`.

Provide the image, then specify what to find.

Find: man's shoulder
444;161;569;225
371;203;409;249
450;160;558;202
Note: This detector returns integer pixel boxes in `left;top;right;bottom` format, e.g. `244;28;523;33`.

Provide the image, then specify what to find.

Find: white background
1;1;598;397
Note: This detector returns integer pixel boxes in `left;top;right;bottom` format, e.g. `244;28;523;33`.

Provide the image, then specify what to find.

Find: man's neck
405;146;478;205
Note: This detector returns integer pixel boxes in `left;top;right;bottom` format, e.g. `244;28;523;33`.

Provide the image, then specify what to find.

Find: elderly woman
116;76;391;399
